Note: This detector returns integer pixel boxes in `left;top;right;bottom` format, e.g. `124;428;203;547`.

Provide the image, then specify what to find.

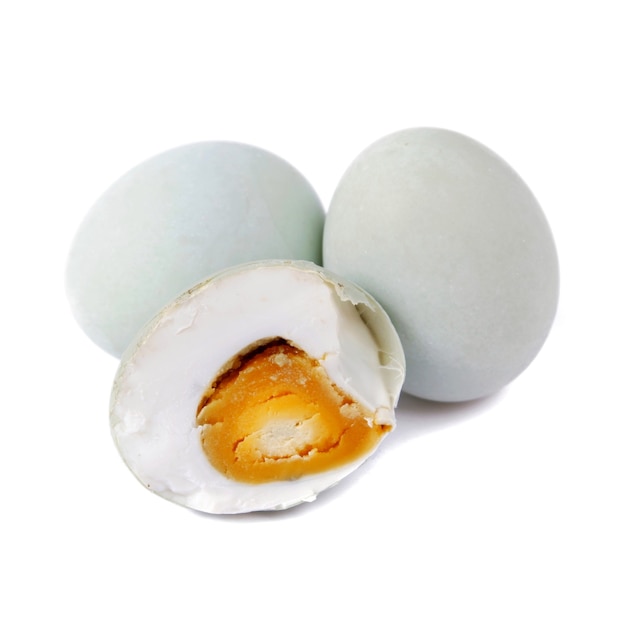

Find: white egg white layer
110;261;405;514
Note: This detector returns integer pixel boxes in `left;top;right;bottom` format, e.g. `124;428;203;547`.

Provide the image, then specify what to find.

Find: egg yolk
196;338;390;484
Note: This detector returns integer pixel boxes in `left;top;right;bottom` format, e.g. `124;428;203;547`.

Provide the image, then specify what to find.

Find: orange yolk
196;339;390;483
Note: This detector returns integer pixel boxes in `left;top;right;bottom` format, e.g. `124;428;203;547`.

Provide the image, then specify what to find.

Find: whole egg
66;141;325;357
323;127;559;402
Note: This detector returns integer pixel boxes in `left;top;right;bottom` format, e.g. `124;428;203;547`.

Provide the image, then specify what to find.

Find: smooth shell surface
66;142;325;357
323;127;559;402
110;260;405;514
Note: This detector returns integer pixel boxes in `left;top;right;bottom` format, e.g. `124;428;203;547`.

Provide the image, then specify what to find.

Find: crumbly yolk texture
196;339;389;484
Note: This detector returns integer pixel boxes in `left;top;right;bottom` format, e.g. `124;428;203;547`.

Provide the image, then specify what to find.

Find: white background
2;1;625;622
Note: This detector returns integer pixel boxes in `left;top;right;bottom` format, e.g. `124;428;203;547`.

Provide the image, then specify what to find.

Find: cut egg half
110;260;405;514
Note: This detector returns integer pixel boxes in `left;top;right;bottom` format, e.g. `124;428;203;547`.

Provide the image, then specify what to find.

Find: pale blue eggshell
67;142;325;357
323;127;559;402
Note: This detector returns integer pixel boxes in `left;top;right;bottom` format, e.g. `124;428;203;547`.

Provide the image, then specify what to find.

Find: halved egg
110;260;405;514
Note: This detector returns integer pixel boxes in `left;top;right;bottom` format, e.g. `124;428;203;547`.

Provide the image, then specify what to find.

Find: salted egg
66;141;324;358
323;127;559;402
110;260;405;514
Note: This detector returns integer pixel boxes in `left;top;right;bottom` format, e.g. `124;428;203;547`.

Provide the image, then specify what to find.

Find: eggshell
66;142;325;357
110;260;405;514
323;127;559;402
